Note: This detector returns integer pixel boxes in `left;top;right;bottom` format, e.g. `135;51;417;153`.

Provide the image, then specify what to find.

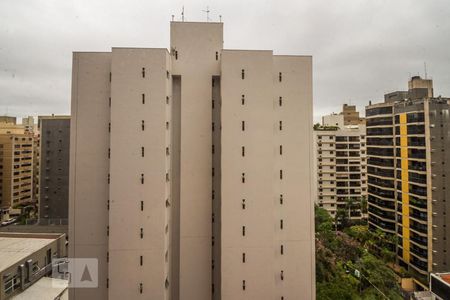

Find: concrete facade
38;116;70;224
69;21;314;300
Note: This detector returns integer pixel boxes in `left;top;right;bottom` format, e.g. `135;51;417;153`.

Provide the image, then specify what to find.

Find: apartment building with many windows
69;21;315;300
313;123;367;220
366;76;450;280
0;119;35;211
38;116;70;224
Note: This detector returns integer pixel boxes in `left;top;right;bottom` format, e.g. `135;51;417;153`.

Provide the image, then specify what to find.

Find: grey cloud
0;0;449;123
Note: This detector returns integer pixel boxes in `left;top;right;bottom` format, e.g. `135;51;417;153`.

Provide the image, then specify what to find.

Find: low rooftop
0;233;63;272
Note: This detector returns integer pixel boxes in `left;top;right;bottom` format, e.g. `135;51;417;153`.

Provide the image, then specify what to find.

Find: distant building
366;76;450;280
322;104;365;128
0;117;17;125
322;113;344;128
38;116;70;225
0;232;66;299
314;112;367;220
0;118;35;212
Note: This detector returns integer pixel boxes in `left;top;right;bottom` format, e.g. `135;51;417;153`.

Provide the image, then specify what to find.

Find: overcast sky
1;0;449;123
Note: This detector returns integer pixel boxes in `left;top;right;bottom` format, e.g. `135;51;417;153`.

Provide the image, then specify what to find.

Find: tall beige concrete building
69;21;314;300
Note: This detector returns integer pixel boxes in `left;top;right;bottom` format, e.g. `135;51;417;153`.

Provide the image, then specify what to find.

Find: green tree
315;206;403;299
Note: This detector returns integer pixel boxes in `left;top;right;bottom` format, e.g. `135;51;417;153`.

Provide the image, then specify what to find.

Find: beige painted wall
170;22;223;300
70;22;315;300
69;52;111;300
220;51;315;300
108;48;172;300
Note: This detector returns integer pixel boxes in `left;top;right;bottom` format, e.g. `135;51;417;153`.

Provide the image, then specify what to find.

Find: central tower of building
69;21;315;300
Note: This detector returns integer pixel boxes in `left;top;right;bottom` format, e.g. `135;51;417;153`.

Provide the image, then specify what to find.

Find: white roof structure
11;277;68;300
0;237;54;271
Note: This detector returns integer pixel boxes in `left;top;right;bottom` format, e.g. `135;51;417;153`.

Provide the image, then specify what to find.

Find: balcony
348;152;360;157
411;222;427;234
336;166;348;172
409;197;427;209
410;258;428;273
366;137;393;146
368;185;395;198
367;147;394;157
368;195;395;210
349;166;361;172
336;144;348;150
407;124;425;135
408;136;425;147
410;246;428;260
409;161;426;172
367;127;393;136
410;235;427;247
407;112;425;123
408;149;426;159
368;215;395;232
368;176;394;189
410;185;427;197
369;206;396;220
366;117;393;127
366;106;393;117
410;210;427;222
368;166;394;178
349;174;361;180
368;157;394;168
337;190;349;195
409;172;427;185
336;151;348;157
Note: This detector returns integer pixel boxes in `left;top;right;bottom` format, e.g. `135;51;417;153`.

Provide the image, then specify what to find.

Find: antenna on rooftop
424;62;428;79
203;6;211;22
181;6;185;22
219;15;222;22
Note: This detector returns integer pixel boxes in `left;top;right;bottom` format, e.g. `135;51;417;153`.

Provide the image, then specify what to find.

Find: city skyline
1;0;450;122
